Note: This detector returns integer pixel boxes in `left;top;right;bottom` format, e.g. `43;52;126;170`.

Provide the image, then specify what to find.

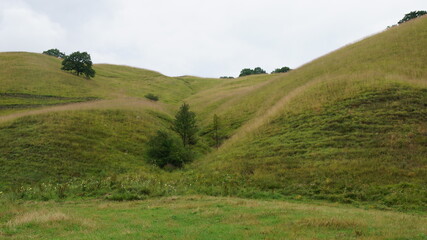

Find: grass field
1;196;426;240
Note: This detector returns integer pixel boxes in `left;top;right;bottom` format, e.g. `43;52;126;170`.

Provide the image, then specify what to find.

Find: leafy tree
271;66;291;74
43;49;66;58
146;130;192;168
239;68;254;77
220;76;234;79
398;11;427;24
172;103;198;147
253;67;266;74
239;67;267;77
61;51;96;78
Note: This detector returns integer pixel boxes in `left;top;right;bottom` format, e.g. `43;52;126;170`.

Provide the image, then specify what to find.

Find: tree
146;130;192;168
61;51;96;78
271;66;291;74
253;67;266;74
43;48;66;58
172;103;198;147
398;11;427;24
239;67;267;77
239;68;254;77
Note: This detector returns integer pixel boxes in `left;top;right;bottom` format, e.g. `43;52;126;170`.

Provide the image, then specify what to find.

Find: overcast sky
0;0;425;77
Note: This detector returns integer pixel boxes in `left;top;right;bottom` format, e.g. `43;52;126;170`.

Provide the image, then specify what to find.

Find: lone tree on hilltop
172;103;198;147
61;51;96;79
43;48;66;58
398;11;427;24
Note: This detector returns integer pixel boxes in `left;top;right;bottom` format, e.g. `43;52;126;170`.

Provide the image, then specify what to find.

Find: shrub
271;66;292;74
144;93;159;101
146;130;193;168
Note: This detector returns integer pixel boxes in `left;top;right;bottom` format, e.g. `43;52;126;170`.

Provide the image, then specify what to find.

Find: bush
144;93;159;101
146;130;193;168
271;66;291;74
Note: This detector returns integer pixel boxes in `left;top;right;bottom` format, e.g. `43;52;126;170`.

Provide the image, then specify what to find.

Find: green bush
144;93;159;101
146;130;193;168
271;66;291;74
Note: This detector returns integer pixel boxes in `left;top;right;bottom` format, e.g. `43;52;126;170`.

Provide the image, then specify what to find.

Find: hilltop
0;16;426;212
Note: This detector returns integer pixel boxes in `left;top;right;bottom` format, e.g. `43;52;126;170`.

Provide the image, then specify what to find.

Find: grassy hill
0;16;426;215
191;16;427;210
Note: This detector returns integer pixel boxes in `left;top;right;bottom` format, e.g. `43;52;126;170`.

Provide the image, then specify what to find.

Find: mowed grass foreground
1;196;426;240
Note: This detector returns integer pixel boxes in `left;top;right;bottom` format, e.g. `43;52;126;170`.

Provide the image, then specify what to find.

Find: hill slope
191;16;427;209
0;16;426;210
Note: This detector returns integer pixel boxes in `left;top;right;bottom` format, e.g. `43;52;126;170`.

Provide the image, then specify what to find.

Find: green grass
0;14;426;236
195;84;427;210
0;109;172;190
1;196;426;240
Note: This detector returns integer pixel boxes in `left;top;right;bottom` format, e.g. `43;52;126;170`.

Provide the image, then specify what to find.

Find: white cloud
0;0;66;53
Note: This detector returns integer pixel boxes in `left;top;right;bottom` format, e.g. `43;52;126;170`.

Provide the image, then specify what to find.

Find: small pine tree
172;103;198;147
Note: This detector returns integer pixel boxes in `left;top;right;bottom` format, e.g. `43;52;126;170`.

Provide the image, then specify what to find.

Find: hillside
191;16;427;209
0;16;426;212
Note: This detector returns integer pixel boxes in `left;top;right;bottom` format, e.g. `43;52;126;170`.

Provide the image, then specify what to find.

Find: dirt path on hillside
221;79;320;148
0;98;170;124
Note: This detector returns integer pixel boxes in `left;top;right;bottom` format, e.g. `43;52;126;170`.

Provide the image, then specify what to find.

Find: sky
0;0;425;78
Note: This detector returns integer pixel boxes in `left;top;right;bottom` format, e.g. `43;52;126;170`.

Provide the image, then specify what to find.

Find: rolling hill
0;15;426;213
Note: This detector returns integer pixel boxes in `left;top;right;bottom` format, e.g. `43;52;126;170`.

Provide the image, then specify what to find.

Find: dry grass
0;97;171;124
297;217;365;229
6;210;69;227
